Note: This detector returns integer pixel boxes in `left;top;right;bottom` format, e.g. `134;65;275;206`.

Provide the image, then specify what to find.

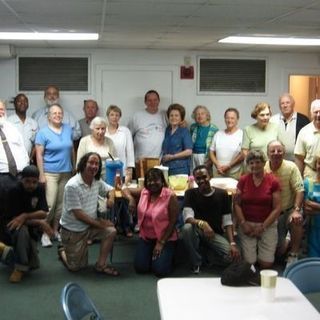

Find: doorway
289;75;320;118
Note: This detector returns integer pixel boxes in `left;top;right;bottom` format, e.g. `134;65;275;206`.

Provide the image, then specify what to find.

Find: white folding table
157;277;320;320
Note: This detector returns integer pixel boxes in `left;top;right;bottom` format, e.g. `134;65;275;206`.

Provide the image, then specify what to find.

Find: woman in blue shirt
35;104;74;247
162;104;192;176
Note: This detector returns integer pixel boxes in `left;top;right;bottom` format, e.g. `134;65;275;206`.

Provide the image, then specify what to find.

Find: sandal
95;263;120;277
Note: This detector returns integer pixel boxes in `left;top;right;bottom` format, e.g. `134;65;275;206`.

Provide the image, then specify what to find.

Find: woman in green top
242;102;278;161
190;105;218;171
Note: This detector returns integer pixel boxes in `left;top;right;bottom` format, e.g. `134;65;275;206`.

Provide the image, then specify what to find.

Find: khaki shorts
238;221;278;264
61;226;116;271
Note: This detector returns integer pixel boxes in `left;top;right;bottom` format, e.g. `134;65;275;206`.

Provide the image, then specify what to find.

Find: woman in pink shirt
130;168;179;277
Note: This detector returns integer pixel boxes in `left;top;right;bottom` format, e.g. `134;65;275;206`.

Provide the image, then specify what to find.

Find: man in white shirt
7;94;38;159
0;100;29;174
128;90;167;161
270;93;309;161
32;85;81;140
0;100;29;242
295;99;320;178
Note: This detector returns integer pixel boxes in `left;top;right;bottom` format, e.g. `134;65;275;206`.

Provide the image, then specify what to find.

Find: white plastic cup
260;269;278;302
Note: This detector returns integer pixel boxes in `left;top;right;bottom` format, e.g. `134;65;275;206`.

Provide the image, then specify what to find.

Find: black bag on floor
221;261;260;286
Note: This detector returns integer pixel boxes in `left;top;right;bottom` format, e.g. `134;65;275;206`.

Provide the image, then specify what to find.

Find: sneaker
285;252;298;269
53;232;61;242
0;242;14;266
192;265;201;274
41;233;53;248
134;225;140;233
1;246;14;266
9;269;24;283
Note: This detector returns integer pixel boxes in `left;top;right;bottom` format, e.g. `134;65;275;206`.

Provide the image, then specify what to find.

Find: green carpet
1;236;319;319
0;237;160;320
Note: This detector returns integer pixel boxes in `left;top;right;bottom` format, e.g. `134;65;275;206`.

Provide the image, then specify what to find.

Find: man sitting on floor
1;165;50;283
181;165;240;273
58;152;119;276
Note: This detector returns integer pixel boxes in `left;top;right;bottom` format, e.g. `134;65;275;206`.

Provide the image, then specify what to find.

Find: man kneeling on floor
1;165;50;283
181;165;240;274
59;152;119;276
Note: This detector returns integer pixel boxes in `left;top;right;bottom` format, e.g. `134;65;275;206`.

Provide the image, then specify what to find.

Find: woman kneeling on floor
128;168;179;277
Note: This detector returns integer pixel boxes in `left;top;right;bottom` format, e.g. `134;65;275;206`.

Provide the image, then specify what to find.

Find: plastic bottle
115;169;122;190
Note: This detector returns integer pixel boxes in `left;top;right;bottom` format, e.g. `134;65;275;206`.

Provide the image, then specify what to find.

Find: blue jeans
134;238;176;277
109;198;132;232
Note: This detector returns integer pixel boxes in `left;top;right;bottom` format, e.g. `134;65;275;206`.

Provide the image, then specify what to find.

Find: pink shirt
138;187;178;241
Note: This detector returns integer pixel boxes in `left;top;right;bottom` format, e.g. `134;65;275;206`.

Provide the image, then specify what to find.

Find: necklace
252;175;264;187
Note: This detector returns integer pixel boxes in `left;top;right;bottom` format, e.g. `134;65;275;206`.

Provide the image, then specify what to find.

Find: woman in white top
210;108;244;180
105;105;135;185
76;116;117;180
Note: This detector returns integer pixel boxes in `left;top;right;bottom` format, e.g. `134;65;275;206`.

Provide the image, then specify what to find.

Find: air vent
199;58;266;93
19;57;88;91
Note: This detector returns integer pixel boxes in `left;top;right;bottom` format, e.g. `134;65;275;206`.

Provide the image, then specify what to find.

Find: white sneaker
54;232;61;242
192;265;201;274
41;233;53;248
285;253;298;269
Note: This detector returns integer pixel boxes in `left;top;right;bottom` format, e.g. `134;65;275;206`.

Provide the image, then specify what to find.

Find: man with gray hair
32;85;81;140
294;99;320;178
265;140;304;267
78;99;99;138
270;93;309;161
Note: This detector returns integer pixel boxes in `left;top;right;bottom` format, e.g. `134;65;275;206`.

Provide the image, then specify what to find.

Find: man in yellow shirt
265;140;304;267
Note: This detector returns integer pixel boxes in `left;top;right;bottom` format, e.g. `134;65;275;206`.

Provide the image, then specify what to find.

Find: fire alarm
180;66;194;79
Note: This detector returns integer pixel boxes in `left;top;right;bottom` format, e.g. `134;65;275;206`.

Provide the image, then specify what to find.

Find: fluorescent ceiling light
219;36;320;46
0;32;99;40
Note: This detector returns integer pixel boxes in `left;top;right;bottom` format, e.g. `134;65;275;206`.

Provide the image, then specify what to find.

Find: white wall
0;47;319;129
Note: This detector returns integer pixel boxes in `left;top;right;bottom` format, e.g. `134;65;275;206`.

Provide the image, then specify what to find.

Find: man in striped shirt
59;152;119;276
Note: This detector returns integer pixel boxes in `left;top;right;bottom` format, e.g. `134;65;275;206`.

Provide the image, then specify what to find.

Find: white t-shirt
7;114;38;156
128;109;167;161
105;125;135;171
210;129;243;174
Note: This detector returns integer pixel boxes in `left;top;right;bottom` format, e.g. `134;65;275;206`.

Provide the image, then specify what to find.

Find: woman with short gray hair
77;116;117;179
234;149;281;269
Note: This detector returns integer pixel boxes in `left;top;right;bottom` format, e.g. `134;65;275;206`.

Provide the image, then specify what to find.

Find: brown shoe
9;269;24;283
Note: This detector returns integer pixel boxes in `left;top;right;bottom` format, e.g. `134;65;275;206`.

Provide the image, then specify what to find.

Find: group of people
1;85;320;284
